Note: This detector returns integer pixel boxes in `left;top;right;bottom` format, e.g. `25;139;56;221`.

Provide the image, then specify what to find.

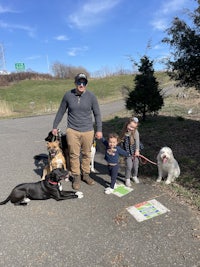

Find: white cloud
67;46;89;56
0;4;17;13
151;0;189;31
151;18;168;31
159;0;188;14
68;0;121;29
0;20;9;28
153;44;162;50
25;55;41;61
54;35;69;41
0;20;36;37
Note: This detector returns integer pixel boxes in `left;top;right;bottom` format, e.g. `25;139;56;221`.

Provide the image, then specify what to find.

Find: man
52;73;102;190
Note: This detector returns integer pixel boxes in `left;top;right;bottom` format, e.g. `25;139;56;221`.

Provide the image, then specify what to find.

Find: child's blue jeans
108;164;119;189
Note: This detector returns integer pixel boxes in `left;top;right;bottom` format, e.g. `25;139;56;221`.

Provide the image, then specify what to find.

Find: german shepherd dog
0;168;83;206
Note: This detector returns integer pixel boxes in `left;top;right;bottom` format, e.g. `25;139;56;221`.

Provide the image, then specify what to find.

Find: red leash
136;154;157;166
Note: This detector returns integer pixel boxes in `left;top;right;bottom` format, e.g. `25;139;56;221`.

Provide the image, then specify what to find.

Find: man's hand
95;131;103;139
52;129;58;136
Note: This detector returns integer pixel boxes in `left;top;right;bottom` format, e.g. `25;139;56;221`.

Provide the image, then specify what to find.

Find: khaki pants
66;128;94;175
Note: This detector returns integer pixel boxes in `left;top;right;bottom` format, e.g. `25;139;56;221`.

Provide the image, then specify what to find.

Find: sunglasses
76;81;87;86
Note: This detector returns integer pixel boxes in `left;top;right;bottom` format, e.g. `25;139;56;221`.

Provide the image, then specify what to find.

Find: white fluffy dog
156;147;180;184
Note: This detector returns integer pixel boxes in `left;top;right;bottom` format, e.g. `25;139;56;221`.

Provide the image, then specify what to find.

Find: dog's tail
0;195;11;205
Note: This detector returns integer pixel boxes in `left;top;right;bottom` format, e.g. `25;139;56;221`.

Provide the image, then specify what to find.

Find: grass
0;72;166;117
0;72;200;209
0;100;13;116
0;74;135;117
0;79;75;117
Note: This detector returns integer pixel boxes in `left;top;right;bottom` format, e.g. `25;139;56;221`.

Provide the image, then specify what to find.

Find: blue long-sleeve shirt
101;137;130;164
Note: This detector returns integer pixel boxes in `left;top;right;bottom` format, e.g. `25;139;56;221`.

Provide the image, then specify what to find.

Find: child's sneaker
132;176;140;184
125;179;132;187
104;187;114;194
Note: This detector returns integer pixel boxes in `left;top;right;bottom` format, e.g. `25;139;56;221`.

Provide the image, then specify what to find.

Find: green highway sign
15;62;25;71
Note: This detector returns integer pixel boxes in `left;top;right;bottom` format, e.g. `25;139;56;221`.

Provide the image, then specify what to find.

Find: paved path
0;100;199;267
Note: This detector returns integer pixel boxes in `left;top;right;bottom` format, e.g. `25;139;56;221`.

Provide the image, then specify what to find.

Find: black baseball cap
75;73;88;84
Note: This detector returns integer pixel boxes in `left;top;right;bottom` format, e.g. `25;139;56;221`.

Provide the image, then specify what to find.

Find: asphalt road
0;100;199;267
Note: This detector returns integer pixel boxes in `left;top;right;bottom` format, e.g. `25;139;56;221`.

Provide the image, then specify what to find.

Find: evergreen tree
126;56;164;121
162;1;200;90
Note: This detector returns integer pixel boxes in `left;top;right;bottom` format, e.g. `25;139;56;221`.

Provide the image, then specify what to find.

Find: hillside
0;72;174;118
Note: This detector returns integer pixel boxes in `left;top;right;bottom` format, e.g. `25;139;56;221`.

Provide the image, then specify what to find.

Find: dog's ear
45;131;55;142
45;173;51;180
45;132;52;141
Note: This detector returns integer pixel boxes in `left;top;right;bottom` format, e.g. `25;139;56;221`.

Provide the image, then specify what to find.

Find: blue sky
0;0;197;76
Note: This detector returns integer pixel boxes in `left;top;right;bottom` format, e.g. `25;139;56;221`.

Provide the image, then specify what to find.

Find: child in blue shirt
101;133;130;194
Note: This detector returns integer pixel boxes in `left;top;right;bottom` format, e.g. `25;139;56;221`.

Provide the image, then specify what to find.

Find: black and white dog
0;168;83;206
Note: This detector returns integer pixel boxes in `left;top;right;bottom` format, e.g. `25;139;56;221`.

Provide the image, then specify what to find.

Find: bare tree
51;62;90;79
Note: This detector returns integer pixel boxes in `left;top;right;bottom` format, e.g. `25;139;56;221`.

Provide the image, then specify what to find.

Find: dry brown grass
0;100;14;117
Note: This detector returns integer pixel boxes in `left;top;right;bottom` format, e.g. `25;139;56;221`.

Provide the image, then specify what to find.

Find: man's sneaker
82;173;95;185
104;187;114;194
125;179;132;187
132;176;140;184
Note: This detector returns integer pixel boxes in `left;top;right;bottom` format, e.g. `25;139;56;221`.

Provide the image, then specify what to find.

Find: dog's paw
64;178;69;182
21;198;31;205
165;180;171;185
75;191;84;198
156;178;162;182
58;183;63;191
